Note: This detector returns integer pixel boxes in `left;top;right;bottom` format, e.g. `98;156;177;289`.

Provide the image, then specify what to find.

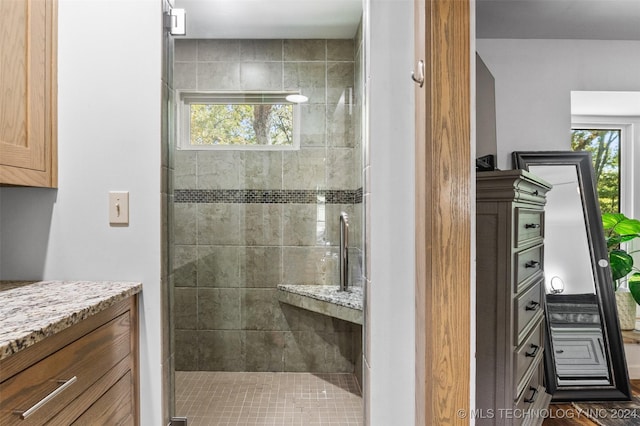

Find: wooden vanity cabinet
0;296;138;425
0;0;57;187
476;170;552;426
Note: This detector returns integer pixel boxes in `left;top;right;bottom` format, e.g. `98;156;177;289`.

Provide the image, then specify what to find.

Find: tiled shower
168;29;365;399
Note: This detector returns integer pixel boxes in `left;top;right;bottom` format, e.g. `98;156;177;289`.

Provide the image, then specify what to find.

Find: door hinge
165;8;186;36
170;417;188;426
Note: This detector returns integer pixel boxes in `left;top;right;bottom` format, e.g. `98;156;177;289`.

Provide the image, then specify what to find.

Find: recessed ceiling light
285;94;309;103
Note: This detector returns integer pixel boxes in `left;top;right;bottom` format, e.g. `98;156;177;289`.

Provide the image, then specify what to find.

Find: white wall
0;1;162;424
368;0;415;424
476;39;640;170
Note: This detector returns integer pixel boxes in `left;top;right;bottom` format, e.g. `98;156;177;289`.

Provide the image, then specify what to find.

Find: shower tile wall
172;39;363;374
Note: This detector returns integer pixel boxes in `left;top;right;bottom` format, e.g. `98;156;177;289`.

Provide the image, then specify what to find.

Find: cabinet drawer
515;280;544;345
515;208;544;248
514;363;546;426
72;371;134;425
0;312;131;425
515;319;544;397
514;244;543;292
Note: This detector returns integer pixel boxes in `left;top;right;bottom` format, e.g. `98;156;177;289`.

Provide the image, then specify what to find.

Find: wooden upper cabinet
0;0;57;187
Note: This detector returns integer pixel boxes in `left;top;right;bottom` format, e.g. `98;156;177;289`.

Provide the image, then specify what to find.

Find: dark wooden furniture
476;170;552;425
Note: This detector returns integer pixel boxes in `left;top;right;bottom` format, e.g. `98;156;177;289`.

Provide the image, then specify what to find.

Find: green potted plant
602;212;640;330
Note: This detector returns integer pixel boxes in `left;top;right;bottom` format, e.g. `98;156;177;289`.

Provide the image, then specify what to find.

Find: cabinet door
0;0;57;187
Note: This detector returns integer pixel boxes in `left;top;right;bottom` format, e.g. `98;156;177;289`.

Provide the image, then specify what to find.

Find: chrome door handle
411;60;425;88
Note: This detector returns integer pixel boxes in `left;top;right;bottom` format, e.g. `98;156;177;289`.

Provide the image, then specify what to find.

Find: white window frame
571;115;638;219
176;91;302;151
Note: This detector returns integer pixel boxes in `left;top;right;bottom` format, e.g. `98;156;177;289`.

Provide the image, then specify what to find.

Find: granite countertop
0;280;142;361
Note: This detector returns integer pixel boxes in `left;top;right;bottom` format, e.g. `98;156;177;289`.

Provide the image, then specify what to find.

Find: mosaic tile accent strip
175;188;364;204
175;371;363;426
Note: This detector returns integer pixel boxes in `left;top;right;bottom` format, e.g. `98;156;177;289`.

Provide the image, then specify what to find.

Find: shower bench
277;284;363;325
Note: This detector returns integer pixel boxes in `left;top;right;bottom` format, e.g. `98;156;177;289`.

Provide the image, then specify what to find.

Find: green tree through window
571;129;621;214
190;103;293;146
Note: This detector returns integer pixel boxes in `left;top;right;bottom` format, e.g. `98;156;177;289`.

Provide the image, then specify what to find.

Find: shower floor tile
175;371;363;426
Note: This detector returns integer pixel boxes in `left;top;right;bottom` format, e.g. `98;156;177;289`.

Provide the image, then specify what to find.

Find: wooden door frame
415;0;472;424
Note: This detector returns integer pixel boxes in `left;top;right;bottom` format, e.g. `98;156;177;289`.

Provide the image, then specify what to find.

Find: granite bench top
277;284;363;325
0;280;142;360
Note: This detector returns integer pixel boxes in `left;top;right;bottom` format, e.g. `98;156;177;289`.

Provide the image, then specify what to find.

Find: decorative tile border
175;188;363;204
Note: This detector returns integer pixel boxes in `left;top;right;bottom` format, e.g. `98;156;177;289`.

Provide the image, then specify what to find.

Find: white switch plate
109;191;129;225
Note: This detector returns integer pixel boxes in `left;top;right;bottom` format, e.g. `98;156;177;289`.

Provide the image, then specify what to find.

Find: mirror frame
513;150;631;402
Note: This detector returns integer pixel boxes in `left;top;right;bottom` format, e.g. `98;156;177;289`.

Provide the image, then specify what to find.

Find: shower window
177;91;301;150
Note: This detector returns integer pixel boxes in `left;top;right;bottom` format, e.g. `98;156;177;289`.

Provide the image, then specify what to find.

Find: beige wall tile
240;40;283;62
197;62;241;90
197;204;241;245
175;39;197;61
283;62;326;104
327;39;355;61
197;246;241;288
198;40;240;61
198;288;241;329
283;40;325;61
241;204;283;246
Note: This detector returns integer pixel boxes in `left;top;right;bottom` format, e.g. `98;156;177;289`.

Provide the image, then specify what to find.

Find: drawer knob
13;376;77;419
524;386;539;404
532;190;539;196
525;260;540;268
525;223;540;229
526;344;540;358
525;301;540;311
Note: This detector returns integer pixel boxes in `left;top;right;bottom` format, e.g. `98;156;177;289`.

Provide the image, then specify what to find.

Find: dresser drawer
515;280;544;345
515;318;544;397
0;311;131;425
514;362;546;426
515;208;544;248
514;244;543;292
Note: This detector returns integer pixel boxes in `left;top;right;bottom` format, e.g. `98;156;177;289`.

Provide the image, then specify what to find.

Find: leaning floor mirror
513;151;632;402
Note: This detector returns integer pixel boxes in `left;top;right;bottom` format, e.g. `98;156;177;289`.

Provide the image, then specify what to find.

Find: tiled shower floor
175;371;364;426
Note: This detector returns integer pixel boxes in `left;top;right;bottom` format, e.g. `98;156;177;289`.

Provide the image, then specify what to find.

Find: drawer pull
525;223;540;229
556;349;564;354
14;376;77;420
525;260;540;268
524;386;538;404
532;190;539;196
525;301;540;311
525;344;540;358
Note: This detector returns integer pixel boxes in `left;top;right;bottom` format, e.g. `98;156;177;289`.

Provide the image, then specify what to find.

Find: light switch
109;191;129;225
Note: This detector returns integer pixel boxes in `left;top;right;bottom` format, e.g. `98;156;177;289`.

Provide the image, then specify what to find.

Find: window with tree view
571;128;621;214
178;92;300;150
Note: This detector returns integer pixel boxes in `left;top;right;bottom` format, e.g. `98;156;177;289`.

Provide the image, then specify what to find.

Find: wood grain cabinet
0;0;57;187
476;170;552;426
0;297;138;425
